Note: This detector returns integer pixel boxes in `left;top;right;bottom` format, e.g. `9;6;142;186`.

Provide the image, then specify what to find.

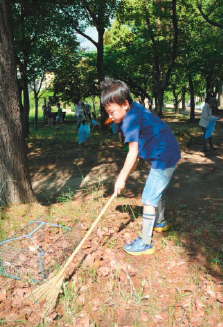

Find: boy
100;80;181;256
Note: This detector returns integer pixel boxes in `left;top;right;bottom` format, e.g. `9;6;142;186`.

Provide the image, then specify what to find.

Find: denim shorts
142;165;176;207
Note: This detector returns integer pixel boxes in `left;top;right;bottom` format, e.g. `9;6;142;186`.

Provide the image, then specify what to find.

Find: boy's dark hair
100;79;133;107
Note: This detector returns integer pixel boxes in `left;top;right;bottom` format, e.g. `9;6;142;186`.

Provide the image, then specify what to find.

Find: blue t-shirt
120;102;181;169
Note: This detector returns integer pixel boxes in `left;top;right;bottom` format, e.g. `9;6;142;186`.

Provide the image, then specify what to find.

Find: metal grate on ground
0;219;81;283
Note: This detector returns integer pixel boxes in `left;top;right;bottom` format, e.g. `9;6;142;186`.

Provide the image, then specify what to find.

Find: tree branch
80;0;98;26
74;26;98;48
197;4;223;29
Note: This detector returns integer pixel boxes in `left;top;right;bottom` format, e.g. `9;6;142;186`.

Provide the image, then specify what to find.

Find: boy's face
105;101;129;123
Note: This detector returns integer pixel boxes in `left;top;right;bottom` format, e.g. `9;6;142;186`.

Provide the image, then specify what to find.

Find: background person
91;112;100;131
55;102;63;127
84;102;92;121
47;102;54;126
74;100;84;131
42;104;48;122
199;97;218;152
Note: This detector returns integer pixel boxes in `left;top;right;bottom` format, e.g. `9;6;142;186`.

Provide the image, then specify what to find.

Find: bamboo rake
23;193;116;316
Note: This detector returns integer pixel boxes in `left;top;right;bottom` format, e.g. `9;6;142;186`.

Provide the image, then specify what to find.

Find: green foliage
13;0;223;117
29;89;53;110
13;3;73;76
57;188;75;203
104;0;180;110
104;19;154;99
103;0;223;109
12;1;81;112
198;0;223;28
175;0;223;98
53;51;98;103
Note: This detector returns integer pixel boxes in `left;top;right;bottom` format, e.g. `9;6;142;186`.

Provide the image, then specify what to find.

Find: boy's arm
115;141;138;195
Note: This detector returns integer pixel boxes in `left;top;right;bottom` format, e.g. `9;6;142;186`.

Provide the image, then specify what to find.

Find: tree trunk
156;86;164;116
188;73;195;121
97;26;108;127
97;27;105;84
91;96;96;114
147;0;178;117
206;71;213;99
19;62;30;138
154;94;158;112
34;90;38;129
174;99;178;114
172;84;179;113
181;86;186;110
0;0;35;205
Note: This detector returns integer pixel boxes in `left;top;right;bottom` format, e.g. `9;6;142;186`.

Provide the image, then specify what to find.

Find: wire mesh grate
0;220;81;283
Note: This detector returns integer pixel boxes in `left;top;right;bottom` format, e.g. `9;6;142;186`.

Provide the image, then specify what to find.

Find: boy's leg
124;165;176;255
155;191;165;224
141;205;155;245
154;191;169;232
141;166;175;239
124;200;155;255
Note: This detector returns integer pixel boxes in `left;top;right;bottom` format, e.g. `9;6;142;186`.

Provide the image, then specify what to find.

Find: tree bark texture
0;0;35;205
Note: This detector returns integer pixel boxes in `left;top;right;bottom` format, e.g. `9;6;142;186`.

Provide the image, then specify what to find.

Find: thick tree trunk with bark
0;0;35;205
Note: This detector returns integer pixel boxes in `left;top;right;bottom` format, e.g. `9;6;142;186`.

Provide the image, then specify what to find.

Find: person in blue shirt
100;80;181;256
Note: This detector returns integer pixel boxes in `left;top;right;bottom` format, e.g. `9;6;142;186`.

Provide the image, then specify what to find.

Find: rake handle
59;193;116;277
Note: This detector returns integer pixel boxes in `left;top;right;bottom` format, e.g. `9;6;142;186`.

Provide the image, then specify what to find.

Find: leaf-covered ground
0;113;223;327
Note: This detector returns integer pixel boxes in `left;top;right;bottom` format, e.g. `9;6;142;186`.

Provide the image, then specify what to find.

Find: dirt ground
0;114;223;327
